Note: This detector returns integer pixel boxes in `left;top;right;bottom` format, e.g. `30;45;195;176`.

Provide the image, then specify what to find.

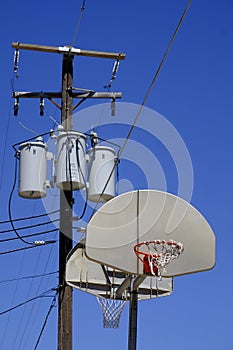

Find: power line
0;209;59;225
0;248;25;349
0;220;59;234
17;233;58;349
119;0;192;156
0;228;58;243
0;100;12;193
0;49;20;193
71;0;86;48
33;292;57;349
8;156;38;245
0;241;57;255
8;156;57;246
0;271;58;284
89;0;192;219
0;287;58;316
13;227;58;349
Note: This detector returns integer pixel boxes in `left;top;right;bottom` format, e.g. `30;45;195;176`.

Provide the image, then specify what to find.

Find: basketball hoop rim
134;239;184;263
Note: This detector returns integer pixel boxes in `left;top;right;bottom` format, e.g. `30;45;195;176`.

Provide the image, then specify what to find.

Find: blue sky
0;1;233;349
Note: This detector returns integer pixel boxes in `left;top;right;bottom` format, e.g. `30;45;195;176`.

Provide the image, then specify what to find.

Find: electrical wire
75;138;88;220
92;135;121;152
0;102;12;193
5;8;87;344
89;0;192;219
66;136;74;194
0;241;57;255
71;0;86;48
0;228;58;243
0;209;59;225
12;130;52;152
14;220;58;349
17;232;58;349
0;249;25;349
16;120;38;136
0;272;58;284
33;292;57;349
119;0;192;157
0;50;20;192
0;220;59;234
3;3;191;346
8;155;57;246
0;287;58;316
8;156;36;245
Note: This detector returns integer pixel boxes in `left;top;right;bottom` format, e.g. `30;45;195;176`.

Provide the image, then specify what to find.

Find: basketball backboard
85;190;216;277
66;239;173;300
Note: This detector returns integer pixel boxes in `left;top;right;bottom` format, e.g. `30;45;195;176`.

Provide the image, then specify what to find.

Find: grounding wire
0;271;58;285
88;0;192;219
0;287;58;316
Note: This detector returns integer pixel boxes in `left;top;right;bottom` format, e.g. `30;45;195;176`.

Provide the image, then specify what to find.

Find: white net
134;239;184;277
97;297;127;328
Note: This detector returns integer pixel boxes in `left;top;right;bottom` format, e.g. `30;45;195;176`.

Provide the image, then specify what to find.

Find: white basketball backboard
66;240;173;300
85;190;216;277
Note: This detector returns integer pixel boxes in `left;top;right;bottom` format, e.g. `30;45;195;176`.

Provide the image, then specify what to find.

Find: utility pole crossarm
12;91;122;99
12;42;126;60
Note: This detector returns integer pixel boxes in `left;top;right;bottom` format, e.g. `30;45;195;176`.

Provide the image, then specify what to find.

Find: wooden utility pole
12;41;125;350
58;54;74;350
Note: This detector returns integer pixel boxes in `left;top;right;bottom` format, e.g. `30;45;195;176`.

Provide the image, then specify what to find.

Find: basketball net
134;239;184;278
97;297;127;328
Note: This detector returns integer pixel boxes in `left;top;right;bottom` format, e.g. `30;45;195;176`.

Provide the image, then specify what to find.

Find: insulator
111;60;120;79
111;98;116;116
40;97;44;116
34;240;45;245
13;49;19;75
90;131;98;147
14;98;19;116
